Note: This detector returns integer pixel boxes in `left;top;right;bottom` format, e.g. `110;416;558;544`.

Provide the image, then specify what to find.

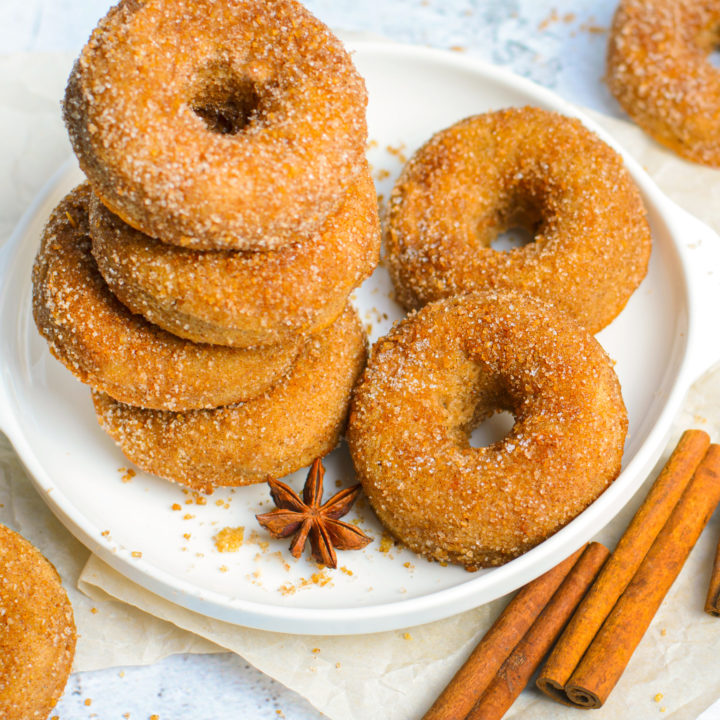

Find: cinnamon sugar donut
347;291;627;568
385;107;651;334
607;0;720;166
89;170;380;348
33;185;301;411
93;304;367;491
63;0;368;251
0;524;76;720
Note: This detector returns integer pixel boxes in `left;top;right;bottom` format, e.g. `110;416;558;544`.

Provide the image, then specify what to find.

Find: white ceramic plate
2;41;720;635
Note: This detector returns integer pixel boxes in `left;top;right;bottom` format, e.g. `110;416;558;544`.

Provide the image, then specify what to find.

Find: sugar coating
347;291;628;569
385;106;651;334
0;524;76;720
607;0;720;166
93;305;368;492
63;0;368;250
89;166;380;348
32;184;302;411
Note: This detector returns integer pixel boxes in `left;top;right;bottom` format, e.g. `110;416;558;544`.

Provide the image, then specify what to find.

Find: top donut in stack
33;0;379;490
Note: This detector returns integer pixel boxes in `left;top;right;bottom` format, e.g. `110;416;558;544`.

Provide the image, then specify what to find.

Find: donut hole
191;63;266;135
468;410;516;448
491;226;535;252
709;47;720;69
485;194;544;252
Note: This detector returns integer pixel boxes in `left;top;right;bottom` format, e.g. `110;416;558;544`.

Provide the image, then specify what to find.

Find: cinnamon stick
465;542;609;720
705;529;720;616
421;545;587;720
564;444;720;708
537;429;710;703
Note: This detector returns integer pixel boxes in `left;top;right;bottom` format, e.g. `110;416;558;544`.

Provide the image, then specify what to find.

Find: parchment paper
3;51;720;719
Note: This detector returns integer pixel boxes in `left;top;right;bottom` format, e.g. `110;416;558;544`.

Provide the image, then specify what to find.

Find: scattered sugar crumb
90;607;98;615
171;503;182;511
101;530;110;537
131;551;142;558
84;698;92;706
340;566;353;576
654;693;664;702
403;632;412;640
379;533;394;553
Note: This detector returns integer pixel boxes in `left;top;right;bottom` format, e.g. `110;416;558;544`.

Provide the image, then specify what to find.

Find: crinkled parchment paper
3;52;720;719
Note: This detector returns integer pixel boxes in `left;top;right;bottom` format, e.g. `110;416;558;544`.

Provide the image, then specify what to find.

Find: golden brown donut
89;169;380;348
63;0;368;251
347;291;627;568
608;0;720;166
0;524;76;720
33;185;301;411
93;304;367;491
385;107;651;334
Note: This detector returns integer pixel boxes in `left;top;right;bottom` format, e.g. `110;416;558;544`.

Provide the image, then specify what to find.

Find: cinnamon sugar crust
63;0;368;250
32;185;302;411
607;0;720;166
0;524;76;720
385;107;651;334
93;304;368;491
347;291;627;568
89;168;380;348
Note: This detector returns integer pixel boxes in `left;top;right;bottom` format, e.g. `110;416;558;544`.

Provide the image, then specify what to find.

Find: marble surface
1;1;714;719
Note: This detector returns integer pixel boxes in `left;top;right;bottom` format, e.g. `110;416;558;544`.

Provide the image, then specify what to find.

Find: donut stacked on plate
33;0;379;491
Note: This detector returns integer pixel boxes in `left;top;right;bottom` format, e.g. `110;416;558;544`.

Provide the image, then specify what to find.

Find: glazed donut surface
32;185;302;411
0;524;76;720
89;169;380;348
608;0;720;166
93;304;368;491
386;107;651;334
347;291;628;568
63;0;368;250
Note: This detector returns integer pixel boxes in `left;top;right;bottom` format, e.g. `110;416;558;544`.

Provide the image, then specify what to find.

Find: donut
63;0;368;251
607;0;720;166
33;185;302;411
347;291;627;568
89;169;380;348
93;304;367;491
385;107;651;334
0;524;76;720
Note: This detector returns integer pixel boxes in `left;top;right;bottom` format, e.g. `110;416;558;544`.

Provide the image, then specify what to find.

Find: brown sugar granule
340;566;353;576
386;143;407;163
215;526;245;553
171;503;182;511
101;530;110;537
91;607;99;614
379;534;394;553
85;698;92;706
121;468;136;483
131;551;142;558
182;533;191;540
183;514;195;520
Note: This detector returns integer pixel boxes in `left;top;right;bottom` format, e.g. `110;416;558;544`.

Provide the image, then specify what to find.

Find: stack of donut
33;0;379;492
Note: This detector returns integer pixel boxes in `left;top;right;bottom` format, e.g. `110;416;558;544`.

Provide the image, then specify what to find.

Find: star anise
255;458;372;568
